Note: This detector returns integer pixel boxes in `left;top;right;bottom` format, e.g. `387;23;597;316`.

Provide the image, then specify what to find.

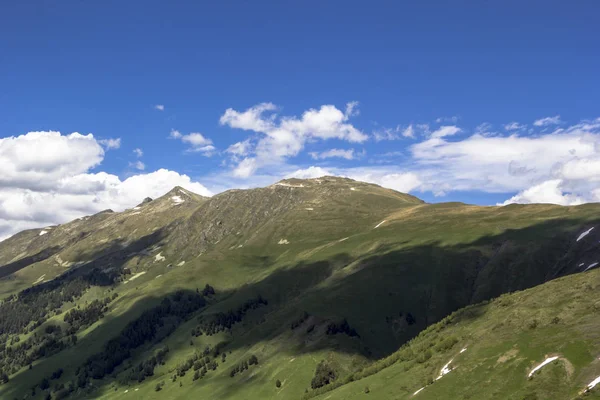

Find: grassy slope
1;178;600;399
316;267;600;400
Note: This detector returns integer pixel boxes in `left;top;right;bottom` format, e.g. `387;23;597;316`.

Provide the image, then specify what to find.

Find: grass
1;177;600;399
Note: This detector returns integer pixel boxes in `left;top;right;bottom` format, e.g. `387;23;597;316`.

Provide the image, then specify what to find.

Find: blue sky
1;1;599;237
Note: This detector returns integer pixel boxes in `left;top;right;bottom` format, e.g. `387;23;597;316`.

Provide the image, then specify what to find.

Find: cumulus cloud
154;104;165;111
170;129;216;156
219;102;277;132
0;131;105;190
499;180;584;206
284;166;422;194
533;115;561;127
408;118;600;203
286;166;332;179
233;158;258;178
130;160;145;171
226;139;253;159
220;102;367;176
0;131;211;241
98;138;121;149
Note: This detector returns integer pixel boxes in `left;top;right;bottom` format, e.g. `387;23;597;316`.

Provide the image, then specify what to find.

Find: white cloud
435;116;459;124
220;102;367;176
475;123;492;134
0;131;211;241
181;132;212;147
0;131;105;190
533;115;561;127
402;125;415;138
154;104;165;111
309;148;359;160
504;122;526;131
169;129;182;139
352;171;422;193
345;101;360;118
98;138;121;149
226;139;253;158
373;124;416;141
133;148;143;157
130;161;145;171
170;130;215;156
406;118;600;204
284;166;422;194
373;127;400;141
500;179;584;206
286;166;331;179
219;102;277;132
430;125;461;139
232;157;258;178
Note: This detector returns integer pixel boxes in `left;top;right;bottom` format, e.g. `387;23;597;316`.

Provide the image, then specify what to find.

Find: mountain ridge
0;177;599;399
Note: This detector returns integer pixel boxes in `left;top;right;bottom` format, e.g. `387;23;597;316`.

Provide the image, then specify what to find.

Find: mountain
0;176;598;400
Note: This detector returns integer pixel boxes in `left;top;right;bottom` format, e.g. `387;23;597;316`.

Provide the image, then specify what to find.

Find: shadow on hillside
3;214;600;399
0;245;63;280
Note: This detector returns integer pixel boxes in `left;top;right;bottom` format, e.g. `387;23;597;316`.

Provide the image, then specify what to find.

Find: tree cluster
73;290;207;389
118;347;169;384
290;311;310;330
310;361;337;389
326;319;359;337
63;295;117;333
194;295;268;336
228;354;259;378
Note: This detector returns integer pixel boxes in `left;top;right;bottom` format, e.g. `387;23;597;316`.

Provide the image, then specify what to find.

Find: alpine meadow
0;177;599;399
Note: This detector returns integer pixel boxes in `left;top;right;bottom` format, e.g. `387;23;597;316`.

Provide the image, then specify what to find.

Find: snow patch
350;187;356;191
413;387;425;396
585;376;600;392
39;230;48;236
33;274;46;285
154;253;166;262
374;220;386;229
460;347;467;353
305;207;314;211
275;182;304;188
127;271;146;282
177;261;185;266
238;244;243;248
579;263;585;267
584;262;599;272
278;239;290;245
130;212;141;216
338;237;349;242
436;359;453;380
171;195;184;204
133;206;141;210
155;275;162;279
577;227;594;241
528;356;559;378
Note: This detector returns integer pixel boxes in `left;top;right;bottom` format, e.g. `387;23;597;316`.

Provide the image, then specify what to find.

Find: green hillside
0;177;598;400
